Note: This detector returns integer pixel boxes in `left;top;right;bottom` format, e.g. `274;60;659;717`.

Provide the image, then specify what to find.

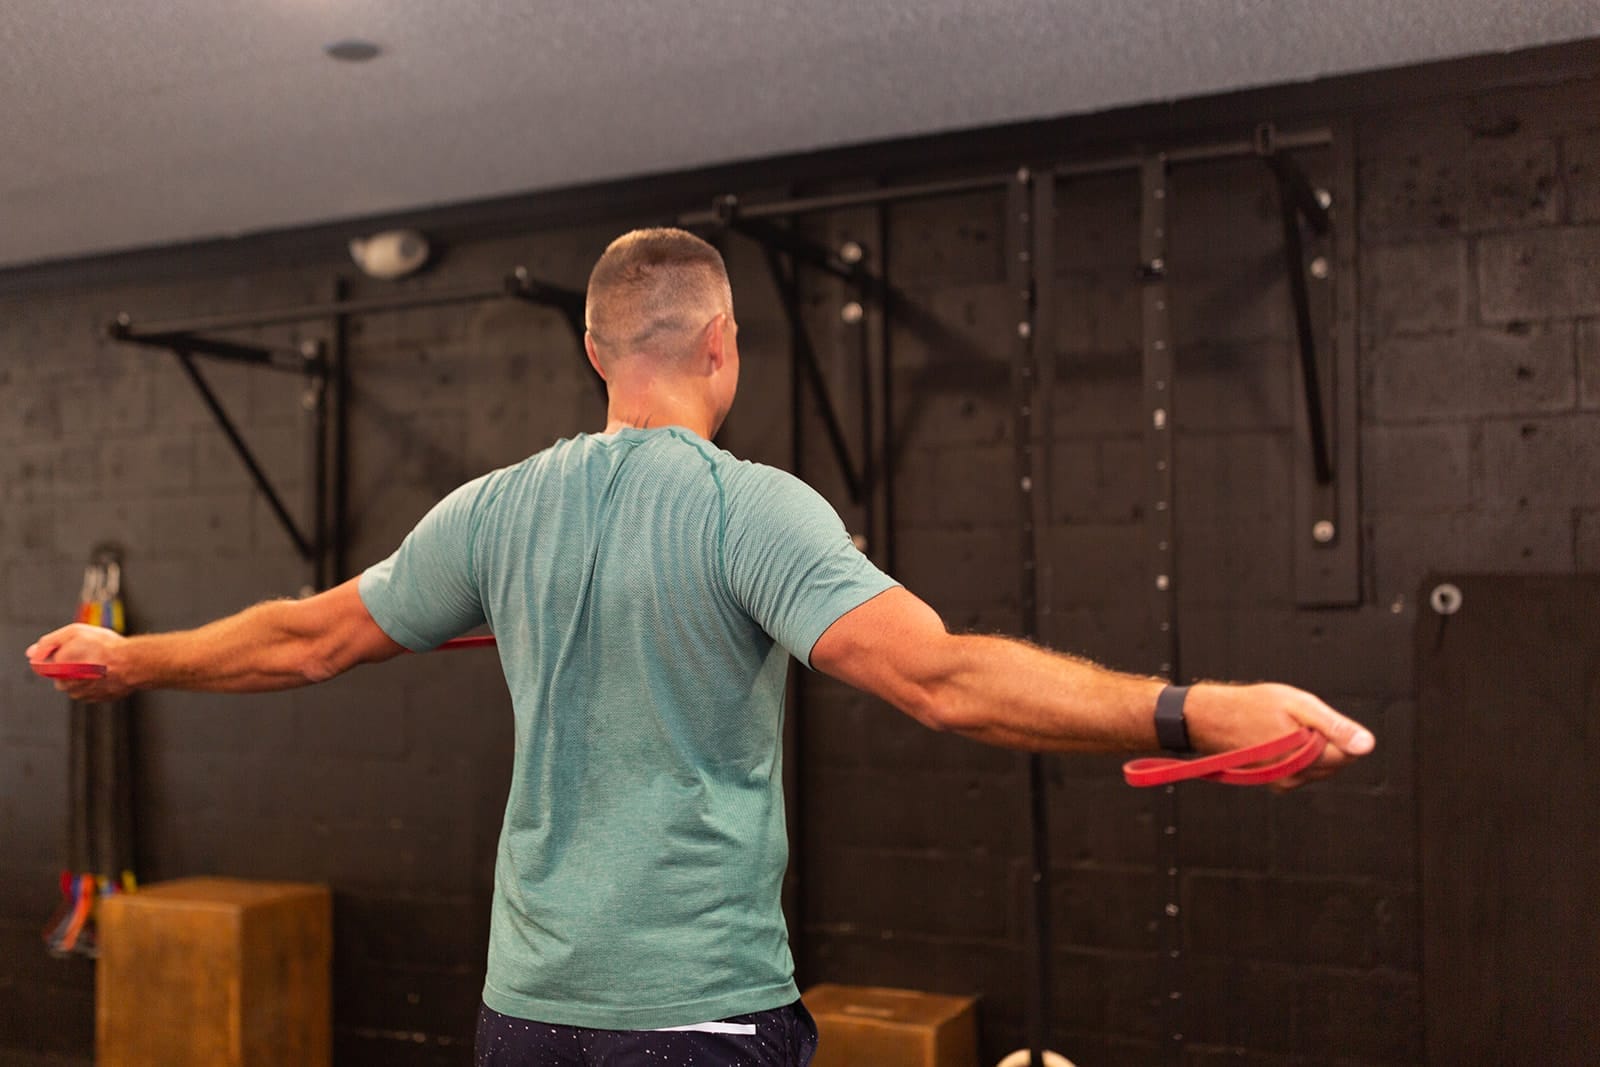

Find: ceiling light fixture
324;39;381;62
349;229;430;280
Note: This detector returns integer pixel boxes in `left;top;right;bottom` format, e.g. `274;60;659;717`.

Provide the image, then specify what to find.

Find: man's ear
584;333;607;381
703;313;728;373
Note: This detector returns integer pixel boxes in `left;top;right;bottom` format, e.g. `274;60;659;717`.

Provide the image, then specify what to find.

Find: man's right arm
809;587;1374;783
25;577;405;702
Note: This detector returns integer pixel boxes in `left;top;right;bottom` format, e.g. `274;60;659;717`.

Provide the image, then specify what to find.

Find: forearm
114;599;332;693
815;588;1372;767
29;578;406;702
917;633;1369;760
919;634;1166;752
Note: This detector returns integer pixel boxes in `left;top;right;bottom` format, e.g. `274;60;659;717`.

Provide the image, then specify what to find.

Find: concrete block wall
0;228;791;1066
795;75;1598;1067
1;62;1597;1067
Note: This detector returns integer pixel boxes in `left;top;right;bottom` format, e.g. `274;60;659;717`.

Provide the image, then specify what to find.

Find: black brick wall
2;58;1597;1067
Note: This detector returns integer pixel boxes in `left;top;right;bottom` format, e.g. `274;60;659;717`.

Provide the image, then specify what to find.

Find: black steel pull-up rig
105;270;586;592
684;119;1358;1067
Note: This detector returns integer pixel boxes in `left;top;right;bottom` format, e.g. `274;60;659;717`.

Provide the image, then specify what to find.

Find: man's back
359;426;896;1028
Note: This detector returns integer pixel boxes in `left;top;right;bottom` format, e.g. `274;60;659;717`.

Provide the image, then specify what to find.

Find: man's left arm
810;586;1374;787
26;577;405;702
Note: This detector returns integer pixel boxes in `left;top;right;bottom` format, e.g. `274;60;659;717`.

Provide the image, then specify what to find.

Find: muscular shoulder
716;458;846;547
716;456;826;510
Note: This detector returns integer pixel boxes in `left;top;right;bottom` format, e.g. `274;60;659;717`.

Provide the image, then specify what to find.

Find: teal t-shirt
358;427;897;1029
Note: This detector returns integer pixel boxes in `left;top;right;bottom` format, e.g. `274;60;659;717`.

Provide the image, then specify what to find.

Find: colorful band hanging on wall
44;546;138;958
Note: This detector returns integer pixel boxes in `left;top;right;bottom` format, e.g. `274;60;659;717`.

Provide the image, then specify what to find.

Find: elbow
299;651;338;686
895;636;968;734
298;635;345;685
904;633;999;739
910;687;984;736
903;681;954;733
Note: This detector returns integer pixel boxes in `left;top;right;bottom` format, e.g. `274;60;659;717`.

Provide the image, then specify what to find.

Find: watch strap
1155;684;1194;753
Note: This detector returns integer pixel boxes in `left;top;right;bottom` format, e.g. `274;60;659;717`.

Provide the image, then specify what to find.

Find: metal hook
1429;583;1464;616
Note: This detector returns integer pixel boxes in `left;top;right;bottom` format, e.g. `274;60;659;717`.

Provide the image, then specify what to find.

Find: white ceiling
4;1;1598;270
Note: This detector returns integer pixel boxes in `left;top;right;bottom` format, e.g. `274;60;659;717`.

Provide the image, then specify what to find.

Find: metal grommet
1430;583;1464;616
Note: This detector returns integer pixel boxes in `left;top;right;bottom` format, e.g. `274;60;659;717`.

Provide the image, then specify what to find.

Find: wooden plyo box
97;878;332;1067
804;984;979;1067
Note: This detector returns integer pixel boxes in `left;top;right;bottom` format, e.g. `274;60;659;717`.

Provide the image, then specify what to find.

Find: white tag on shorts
650;1021;758;1035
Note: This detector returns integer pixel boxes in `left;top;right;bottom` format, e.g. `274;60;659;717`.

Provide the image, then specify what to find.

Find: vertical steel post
305;333;329;592
1031;173;1057;644
780;235;811;985
1140;156;1185;1065
1008;167;1053;1067
842;234;877;559
874;205;898;576
331;279;350;586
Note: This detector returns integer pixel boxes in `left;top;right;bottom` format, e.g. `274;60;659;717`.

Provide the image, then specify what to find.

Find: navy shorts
475;1000;819;1066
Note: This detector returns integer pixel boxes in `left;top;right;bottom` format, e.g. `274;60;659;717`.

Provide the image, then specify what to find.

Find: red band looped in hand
1123;728;1326;787
30;662;108;680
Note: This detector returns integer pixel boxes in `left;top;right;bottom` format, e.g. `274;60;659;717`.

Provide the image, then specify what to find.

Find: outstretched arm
25;577;405;701
810;588;1374;780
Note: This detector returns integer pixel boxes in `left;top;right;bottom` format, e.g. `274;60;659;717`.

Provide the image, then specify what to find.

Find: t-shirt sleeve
723;464;899;668
358;476;491;651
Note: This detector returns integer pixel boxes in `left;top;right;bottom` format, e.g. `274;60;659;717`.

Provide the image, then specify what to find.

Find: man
28;228;1373;1066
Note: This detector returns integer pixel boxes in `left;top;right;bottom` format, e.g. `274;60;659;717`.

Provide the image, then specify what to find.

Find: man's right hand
27;622;133;701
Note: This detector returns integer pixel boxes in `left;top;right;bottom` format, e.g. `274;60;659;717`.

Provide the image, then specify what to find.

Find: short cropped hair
584;228;734;364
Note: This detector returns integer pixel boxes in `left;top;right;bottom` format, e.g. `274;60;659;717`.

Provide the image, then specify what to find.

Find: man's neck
602;398;713;439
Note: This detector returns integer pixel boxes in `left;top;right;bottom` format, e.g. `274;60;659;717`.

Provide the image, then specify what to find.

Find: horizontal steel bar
680;129;1331;228
111;270;582;337
1055;127;1332;179
680;174;1009;226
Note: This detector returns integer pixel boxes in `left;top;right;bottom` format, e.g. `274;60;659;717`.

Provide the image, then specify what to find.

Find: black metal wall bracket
106;316;330;571
705;195;906;505
107;269;587;589
1255;122;1334;487
1253;121;1362;605
505;266;589;348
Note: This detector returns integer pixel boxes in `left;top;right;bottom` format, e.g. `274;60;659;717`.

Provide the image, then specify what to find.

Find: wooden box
97;878;332;1067
804;983;979;1067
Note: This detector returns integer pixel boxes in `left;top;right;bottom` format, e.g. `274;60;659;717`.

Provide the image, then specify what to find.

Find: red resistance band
1123;727;1327;787
30;635;499;681
30;662;107;680
435;635;496;651
38;639;1321;790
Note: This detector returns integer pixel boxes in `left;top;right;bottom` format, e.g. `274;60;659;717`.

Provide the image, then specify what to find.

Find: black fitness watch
1155;684;1194;753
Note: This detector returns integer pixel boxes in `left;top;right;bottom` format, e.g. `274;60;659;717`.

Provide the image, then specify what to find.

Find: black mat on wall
1417;574;1599;1065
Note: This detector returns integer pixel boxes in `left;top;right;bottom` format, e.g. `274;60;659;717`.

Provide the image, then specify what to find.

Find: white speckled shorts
475;1000;819;1066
